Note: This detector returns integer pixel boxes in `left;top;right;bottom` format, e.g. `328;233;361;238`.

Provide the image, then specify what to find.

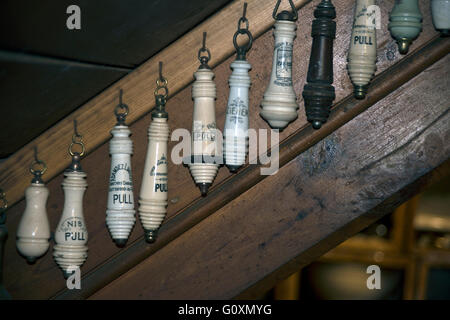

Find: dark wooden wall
2;0;449;299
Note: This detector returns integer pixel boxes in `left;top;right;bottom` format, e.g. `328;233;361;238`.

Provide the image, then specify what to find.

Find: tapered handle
303;0;336;129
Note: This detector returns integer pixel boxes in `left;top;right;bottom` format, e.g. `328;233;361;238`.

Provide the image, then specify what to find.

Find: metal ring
154;86;169;98
233;29;253;53
114;103;129;118
198;47;211;63
69;141;85;157
156;78;168;88
72;133;83;144
30;159;47;175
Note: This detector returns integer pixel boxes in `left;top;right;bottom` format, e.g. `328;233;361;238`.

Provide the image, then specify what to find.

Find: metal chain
198;32;211;66
114;89;129;124
233;2;253;57
69;119;85;156
273;0;298;21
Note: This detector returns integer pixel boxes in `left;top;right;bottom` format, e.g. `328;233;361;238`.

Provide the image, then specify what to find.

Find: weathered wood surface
0;0;312;211
91;55;450;299
1;0;446;299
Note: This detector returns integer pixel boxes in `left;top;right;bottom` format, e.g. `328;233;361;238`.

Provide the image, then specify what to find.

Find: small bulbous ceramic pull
16;149;51;263
53;121;88;278
224;3;252;172
106;91;136;247
389;0;422;54
260;0;299;130
347;0;377;99
187;33;221;196
302;0;336;129
138;62;170;243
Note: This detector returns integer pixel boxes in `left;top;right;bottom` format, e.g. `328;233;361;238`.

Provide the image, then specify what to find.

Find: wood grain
91;55;450;299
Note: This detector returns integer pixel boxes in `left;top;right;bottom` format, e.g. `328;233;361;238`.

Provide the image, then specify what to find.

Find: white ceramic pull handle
106;124;135;247
53;168;88;278
189;66;220;196
260;18;299;130
347;0;377;99
138;105;169;243
16;181;50;263
224;60;251;172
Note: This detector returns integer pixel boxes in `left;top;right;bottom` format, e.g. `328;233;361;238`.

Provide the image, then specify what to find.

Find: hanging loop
233;3;253;59
30;146;47;176
114;89;129;124
273;0;298;21
198;32;211;66
69;120;85;156
154;61;169;100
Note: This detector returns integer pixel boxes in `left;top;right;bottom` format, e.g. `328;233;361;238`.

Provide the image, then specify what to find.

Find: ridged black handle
302;0;336;129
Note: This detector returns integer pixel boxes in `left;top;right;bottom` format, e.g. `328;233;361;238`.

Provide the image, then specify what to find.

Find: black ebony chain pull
0;189;11;299
302;0;336;129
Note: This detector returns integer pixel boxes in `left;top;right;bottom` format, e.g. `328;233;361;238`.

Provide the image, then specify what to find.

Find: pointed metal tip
145;230;158;243
312;120;323;130
114;238;127;248
199;183;210;196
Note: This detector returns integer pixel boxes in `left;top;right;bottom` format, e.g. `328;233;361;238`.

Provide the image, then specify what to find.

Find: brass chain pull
233;2;253;60
273;0;298;21
114;89;129;125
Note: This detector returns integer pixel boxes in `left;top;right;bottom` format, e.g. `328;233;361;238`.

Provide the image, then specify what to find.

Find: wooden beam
52;35;450;300
0;0;312;209
90;55;450;299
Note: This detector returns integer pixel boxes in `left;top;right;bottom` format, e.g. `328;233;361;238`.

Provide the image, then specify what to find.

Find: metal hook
273;0;298;21
154;61;169;99
69;120;85;157
114;89;129;124
234;2;253;60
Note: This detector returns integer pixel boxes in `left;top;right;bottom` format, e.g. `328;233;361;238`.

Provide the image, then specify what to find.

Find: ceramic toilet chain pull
106;90;136;247
53;120;88;278
389;0;422;54
302;0;336;130
431;0;450;36
224;3;253;172
188;32;221;196
0;190;11;299
260;0;299;130
16;147;51;263
347;0;377;99
138;62;170;243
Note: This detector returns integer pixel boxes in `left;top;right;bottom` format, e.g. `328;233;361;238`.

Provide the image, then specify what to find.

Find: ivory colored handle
347;0;377;99
260;19;299;130
106;125;135;247
53;170;88;278
189;68;220;196
138;117;169;243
